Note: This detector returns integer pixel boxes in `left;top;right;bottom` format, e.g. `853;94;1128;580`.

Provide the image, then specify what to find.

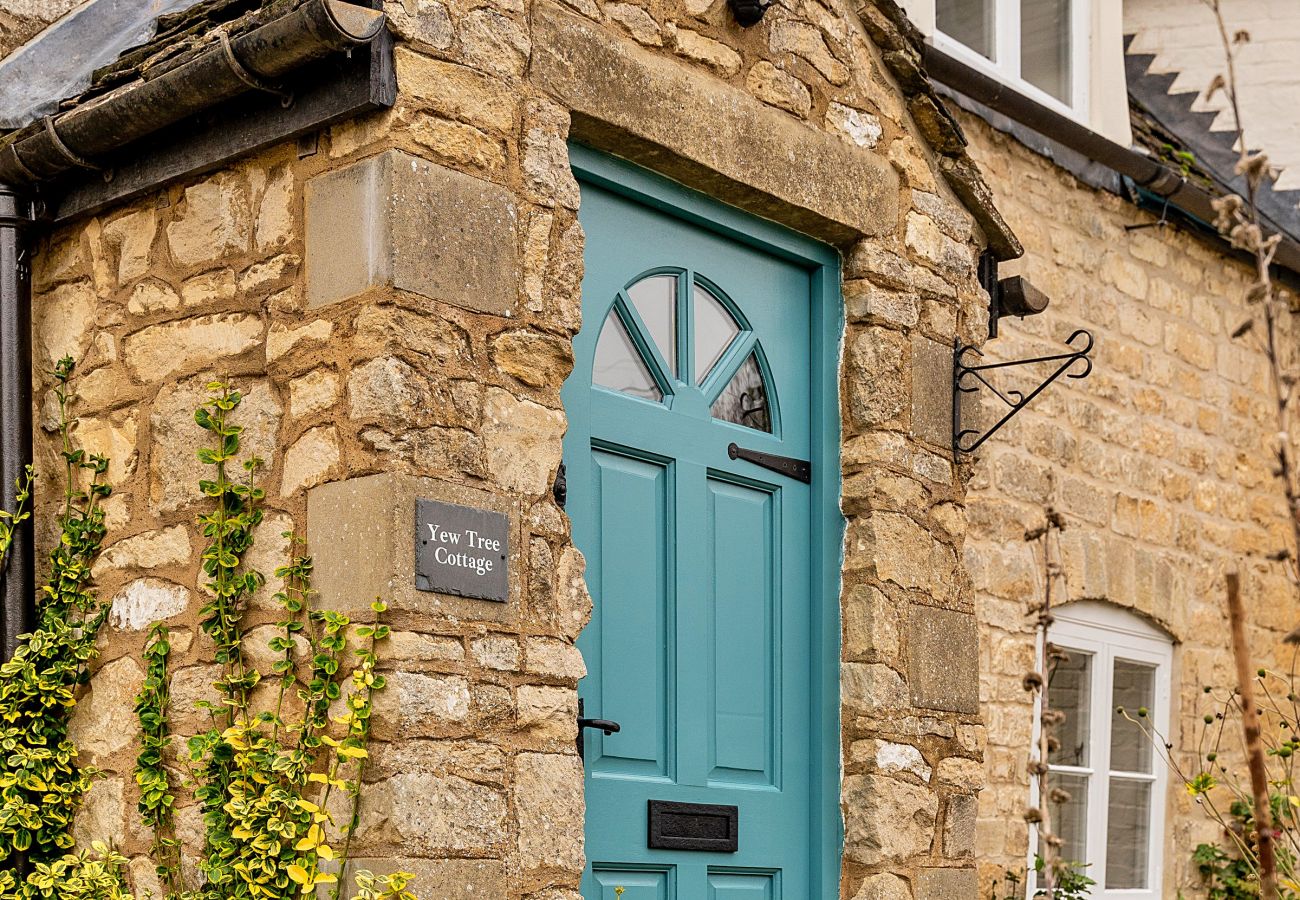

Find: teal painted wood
564;146;843;900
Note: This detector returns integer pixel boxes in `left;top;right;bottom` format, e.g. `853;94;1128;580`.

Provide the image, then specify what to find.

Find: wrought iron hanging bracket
952;329;1095;455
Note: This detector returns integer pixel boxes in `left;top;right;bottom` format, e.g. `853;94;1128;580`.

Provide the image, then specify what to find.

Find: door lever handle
577;698;621;760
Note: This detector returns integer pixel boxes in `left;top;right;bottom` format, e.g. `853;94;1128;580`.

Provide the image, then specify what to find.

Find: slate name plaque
415;499;509;602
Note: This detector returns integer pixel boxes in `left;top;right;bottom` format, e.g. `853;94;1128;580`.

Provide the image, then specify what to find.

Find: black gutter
0;185;31;660
0;0;384;185
924;44;1300;277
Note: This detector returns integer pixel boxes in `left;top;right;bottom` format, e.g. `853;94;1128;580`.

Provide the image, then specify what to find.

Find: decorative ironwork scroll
953;329;1095;455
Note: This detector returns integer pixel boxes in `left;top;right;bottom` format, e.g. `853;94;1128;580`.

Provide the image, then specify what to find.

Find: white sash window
1030;602;1173;900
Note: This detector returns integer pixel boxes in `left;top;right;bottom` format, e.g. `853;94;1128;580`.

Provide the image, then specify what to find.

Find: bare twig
1024;508;1071;896
1227;571;1280;900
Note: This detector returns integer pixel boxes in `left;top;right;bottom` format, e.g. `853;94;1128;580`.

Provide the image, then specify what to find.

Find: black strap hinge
727;443;811;483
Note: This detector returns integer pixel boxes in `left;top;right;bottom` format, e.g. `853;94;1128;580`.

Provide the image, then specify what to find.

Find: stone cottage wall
958;109;1299;896
21;0;1001;896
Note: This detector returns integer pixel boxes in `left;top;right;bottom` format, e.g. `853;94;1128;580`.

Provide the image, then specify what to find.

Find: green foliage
20;843;132;900
990;857;1094;900
135;624;182;897
0;357;130;899
1036;856;1095;900
1192;798;1300;899
132;380;414;900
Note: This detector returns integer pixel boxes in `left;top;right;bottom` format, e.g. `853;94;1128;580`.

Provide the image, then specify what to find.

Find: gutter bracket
218;31;294;108
42;116;100;171
953;329;1095;455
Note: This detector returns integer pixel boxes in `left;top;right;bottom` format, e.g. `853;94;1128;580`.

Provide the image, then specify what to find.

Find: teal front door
563;149;841;900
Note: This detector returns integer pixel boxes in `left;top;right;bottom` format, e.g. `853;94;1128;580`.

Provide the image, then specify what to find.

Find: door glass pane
1106;777;1152;888
693;284;740;385
711;352;771;433
1045;771;1088;866
1049;647;1091;767
594;312;662;401
1022;0;1072;104
628;276;677;376
937;0;994;59
1111;659;1155;773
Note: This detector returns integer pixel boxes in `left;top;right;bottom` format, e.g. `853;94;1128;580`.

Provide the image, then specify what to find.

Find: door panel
707;871;778;899
595;868;672;899
565;162;822;900
590;448;674;779
706;476;776;787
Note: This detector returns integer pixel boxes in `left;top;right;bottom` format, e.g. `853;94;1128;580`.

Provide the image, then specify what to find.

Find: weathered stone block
516;752;584;871
912;335;954;451
124;313;263;381
914;867;978;899
109;578;192;632
907;606;979;714
280;425;341;497
343;858;505;900
853;873;913;900
942;794;978;858
846;327;908;429
149;375;282;514
166;171;252;267
370;672;471;738
357;772;508;854
532;2;898;243
306;473;523;621
68;656;143;758
94;525;191;579
304;149;518;312
843;773;937;864
482;387;566;495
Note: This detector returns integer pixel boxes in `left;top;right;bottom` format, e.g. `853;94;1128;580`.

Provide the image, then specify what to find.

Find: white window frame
932;0;1092;121
1027;601;1172;900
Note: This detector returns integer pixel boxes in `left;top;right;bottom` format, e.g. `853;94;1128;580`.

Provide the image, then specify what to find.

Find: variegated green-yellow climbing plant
0;357;133;900
131;381;416;900
0;365;415;900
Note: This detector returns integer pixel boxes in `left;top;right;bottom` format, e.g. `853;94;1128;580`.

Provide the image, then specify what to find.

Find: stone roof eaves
855;0;1024;261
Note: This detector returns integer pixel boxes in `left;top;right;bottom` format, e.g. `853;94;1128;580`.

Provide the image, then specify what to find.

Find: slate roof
1126;34;1300;241
0;0;328;167
79;0;296;109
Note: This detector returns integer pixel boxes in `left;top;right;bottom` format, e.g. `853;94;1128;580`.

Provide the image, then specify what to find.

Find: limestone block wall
958;108;1299;896
22;0;1002;896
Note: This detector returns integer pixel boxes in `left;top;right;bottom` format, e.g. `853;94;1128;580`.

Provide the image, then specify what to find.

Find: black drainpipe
0;184;31;660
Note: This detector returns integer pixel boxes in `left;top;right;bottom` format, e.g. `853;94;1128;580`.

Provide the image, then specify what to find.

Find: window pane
628;276;677;376
693;284;740;385
712;352;772;432
937;0;994;59
1106;777;1152;888
594;312;662;401
1049;648;1091;767
1111;659;1156;773
1044;771;1088;866
1022;0;1072;103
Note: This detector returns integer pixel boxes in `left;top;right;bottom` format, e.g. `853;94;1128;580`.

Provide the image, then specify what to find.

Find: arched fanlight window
591;271;776;434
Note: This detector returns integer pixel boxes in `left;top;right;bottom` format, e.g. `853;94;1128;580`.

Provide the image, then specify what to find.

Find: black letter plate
647;800;738;852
